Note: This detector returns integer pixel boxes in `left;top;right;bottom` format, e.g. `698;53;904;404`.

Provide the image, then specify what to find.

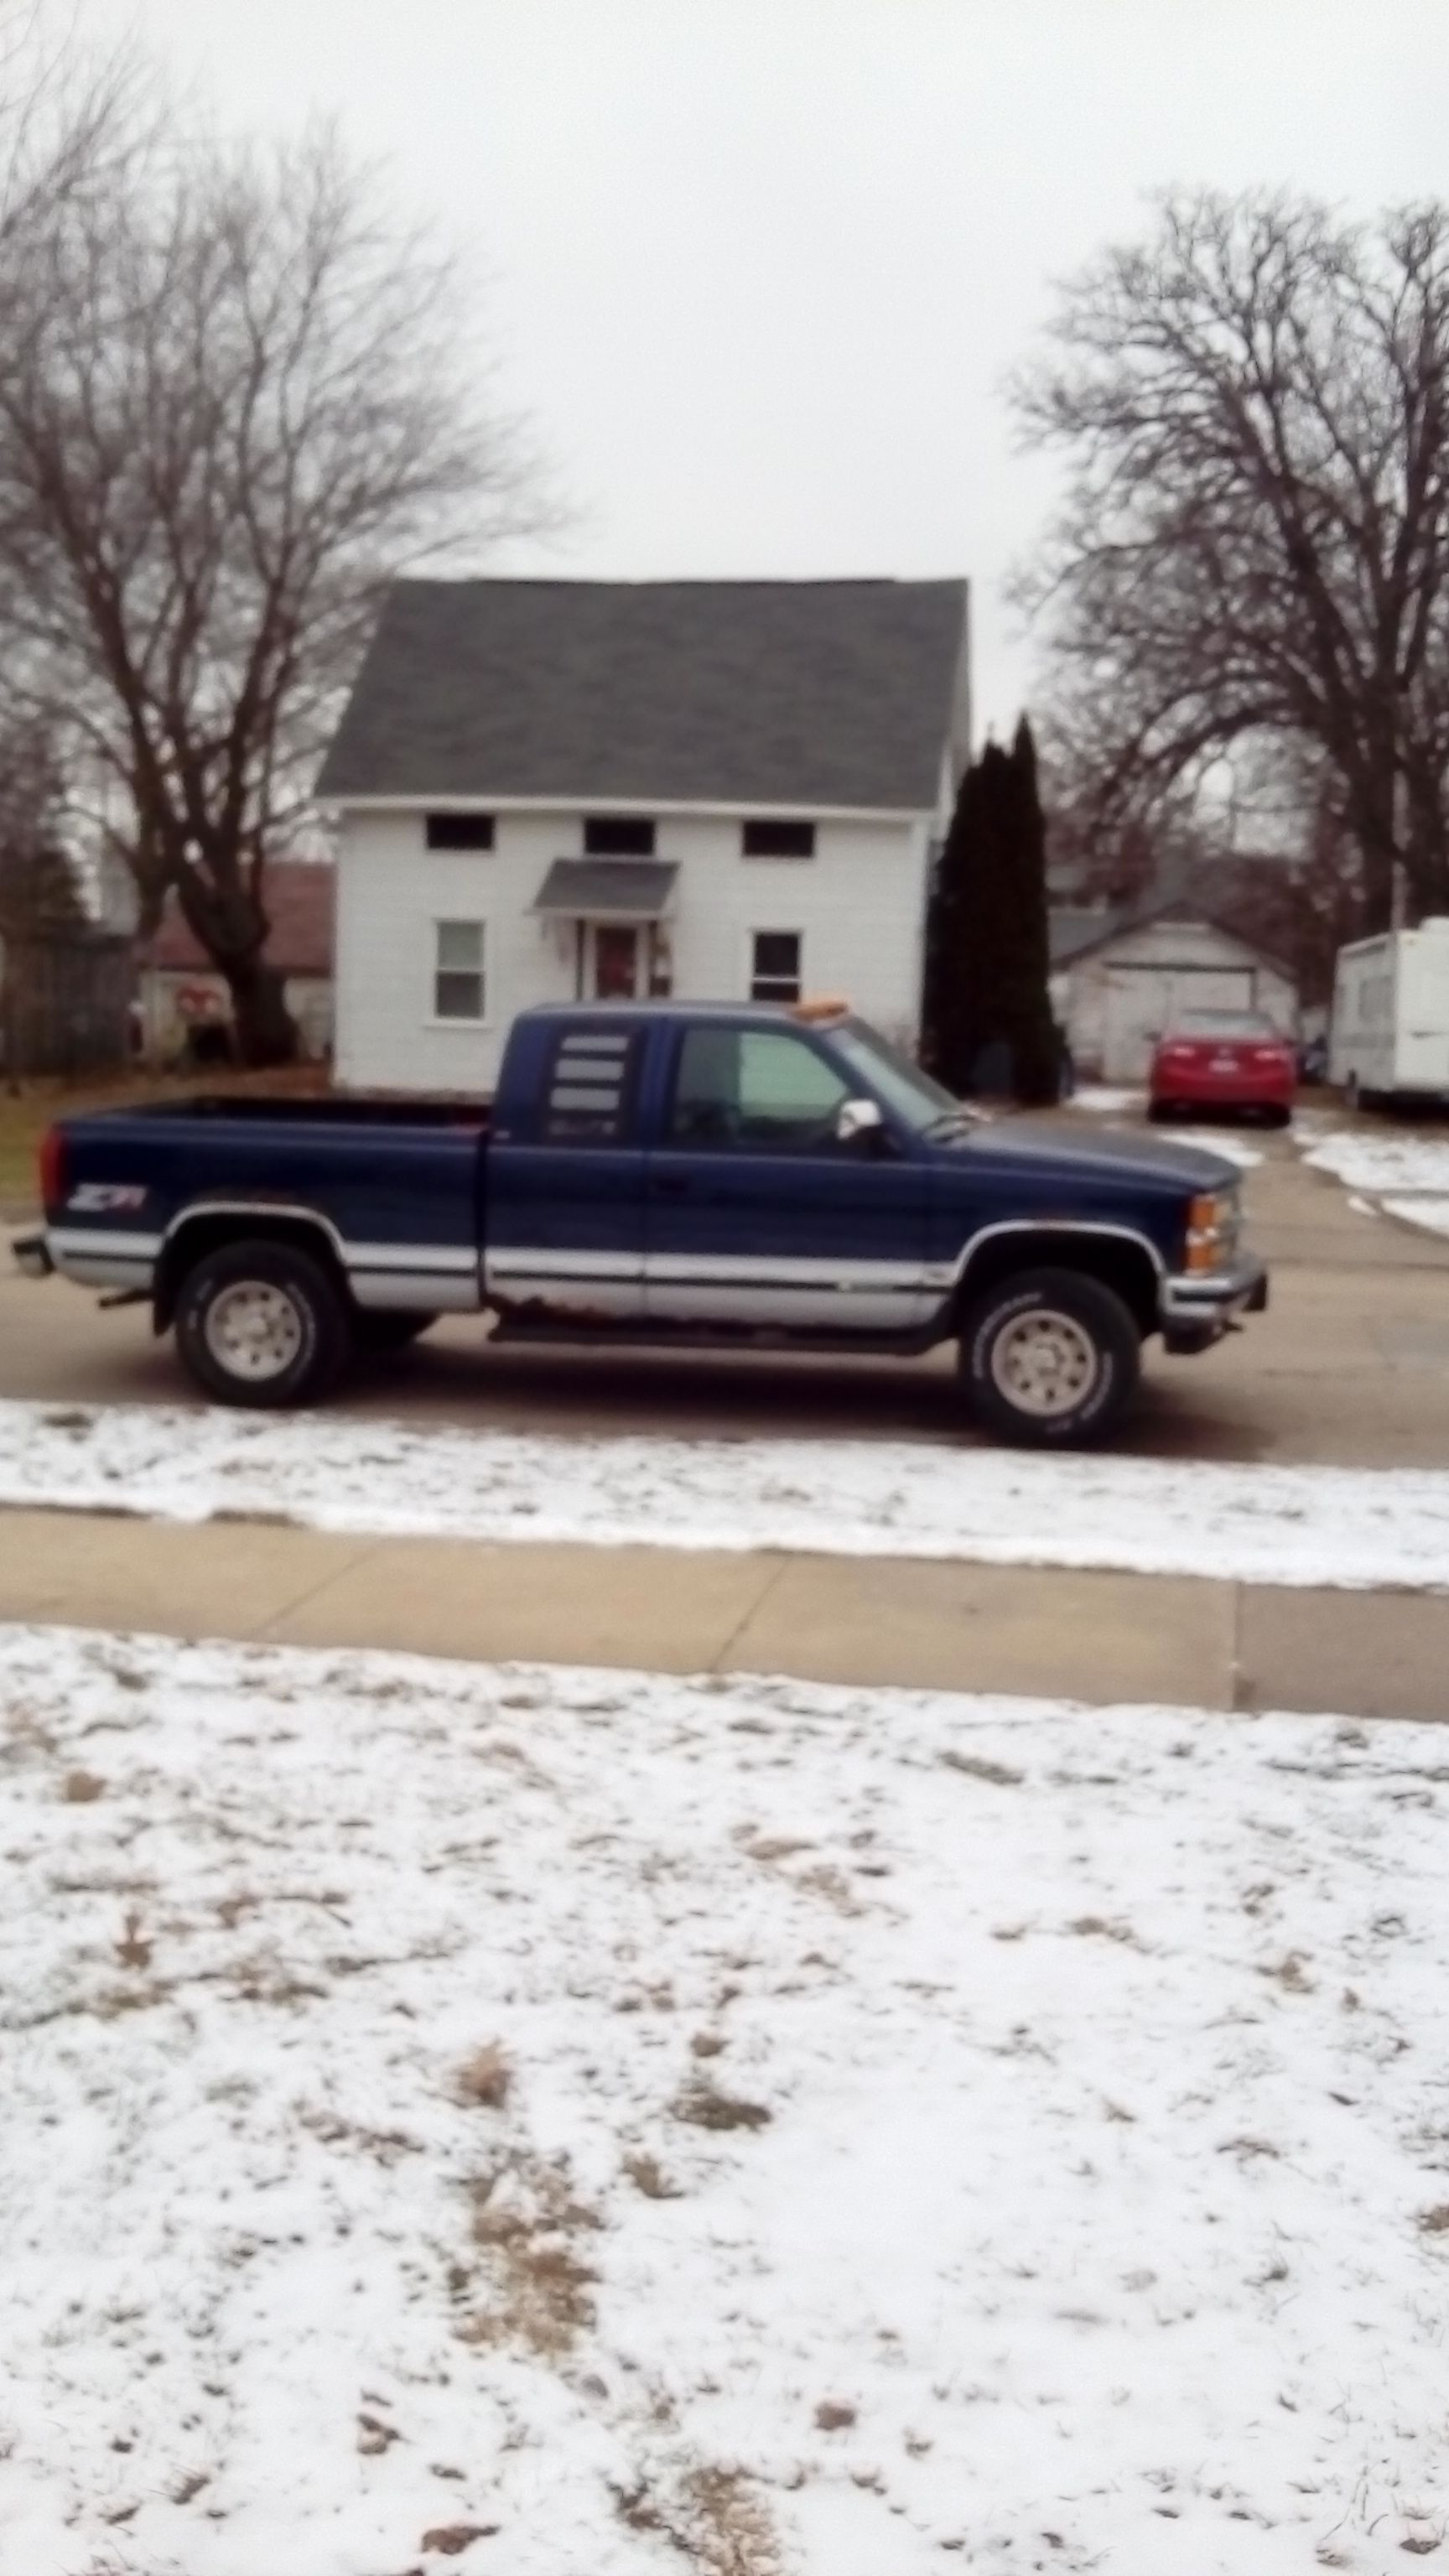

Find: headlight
1185;1189;1240;1272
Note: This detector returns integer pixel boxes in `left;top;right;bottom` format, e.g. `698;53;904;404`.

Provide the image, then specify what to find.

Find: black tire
959;1266;1141;1449
1267;1103;1292;1130
353;1310;438;1354
1147;1099;1176;1124
174;1238;352;1410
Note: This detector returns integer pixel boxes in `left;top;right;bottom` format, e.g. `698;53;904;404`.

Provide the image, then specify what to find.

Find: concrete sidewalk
1;1504;1445;1719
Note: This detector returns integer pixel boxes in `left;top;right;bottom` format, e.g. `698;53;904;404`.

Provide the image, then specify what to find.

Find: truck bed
43;1093;490;1311
122;1092;491;1133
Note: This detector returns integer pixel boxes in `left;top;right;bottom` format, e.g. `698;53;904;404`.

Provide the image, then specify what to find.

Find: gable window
743;818;815;859
584;815;656;856
750;929;802;1003
426;812;495;851
434;920;486;1021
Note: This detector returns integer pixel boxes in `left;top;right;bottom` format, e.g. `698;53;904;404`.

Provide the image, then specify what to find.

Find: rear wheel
960;1267;1141;1448
175;1239;352;1410
1147;1098;1177;1124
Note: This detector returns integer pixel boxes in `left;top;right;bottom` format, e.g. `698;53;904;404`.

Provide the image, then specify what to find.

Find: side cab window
668;1026;849;1151
538;1026;641;1144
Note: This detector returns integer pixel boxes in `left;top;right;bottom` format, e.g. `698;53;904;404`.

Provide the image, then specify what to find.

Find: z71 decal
68;1182;149;1214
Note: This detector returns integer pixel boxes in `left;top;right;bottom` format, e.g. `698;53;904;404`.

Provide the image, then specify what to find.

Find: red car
1149;1010;1296;1126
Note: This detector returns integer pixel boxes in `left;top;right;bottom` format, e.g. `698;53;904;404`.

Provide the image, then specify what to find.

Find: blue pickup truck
14;1000;1266;1446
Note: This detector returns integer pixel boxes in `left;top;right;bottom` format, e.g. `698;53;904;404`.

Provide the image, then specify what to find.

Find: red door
593;925;641;1000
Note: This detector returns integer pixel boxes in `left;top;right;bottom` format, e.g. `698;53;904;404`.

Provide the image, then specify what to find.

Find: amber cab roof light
789;996;851;1023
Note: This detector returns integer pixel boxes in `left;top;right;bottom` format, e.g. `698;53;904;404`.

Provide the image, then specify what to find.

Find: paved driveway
4;1121;1448;1468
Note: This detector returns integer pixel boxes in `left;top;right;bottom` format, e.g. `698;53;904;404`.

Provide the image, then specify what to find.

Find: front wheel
959;1267;1141;1448
175;1239;353;1409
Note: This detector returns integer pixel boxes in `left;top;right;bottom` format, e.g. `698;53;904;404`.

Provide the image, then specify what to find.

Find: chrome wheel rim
204;1280;304;1382
990;1308;1098;1418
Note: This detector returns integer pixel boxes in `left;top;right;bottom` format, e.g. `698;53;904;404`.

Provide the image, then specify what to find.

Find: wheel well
153;1213;348;1332
957;1232;1161;1338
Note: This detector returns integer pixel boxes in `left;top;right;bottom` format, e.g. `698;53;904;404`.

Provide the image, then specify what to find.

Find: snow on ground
1384;1195;1449;1239
2;1624;1448;2576
1064;1085;1142;1115
3;1395;1449;1592
1302;1130;1449;1240
1304;1130;1449;1197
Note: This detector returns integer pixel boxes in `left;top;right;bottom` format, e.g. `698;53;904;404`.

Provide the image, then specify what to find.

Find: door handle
652;1174;691;1197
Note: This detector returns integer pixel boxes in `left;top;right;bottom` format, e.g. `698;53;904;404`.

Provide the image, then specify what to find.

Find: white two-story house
317;574;971;1092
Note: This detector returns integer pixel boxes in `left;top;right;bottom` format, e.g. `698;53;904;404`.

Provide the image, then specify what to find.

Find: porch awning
532;859;678;920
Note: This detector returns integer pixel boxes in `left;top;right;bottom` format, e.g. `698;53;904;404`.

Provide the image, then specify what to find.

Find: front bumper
1160;1254;1268;1353
10;1229;52;1280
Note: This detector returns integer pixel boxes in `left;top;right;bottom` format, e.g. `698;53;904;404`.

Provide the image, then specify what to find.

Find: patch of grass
458;2153;600;2357
455;2042;512;2110
673;2081;772;2133
686;2468;784;2576
623;2152;684;2201
940;1748;1026;1788
613;2467;783;2575
1067;1915;1141;1947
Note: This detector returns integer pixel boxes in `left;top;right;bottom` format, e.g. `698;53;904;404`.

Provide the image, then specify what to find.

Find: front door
645;1021;934;1331
592;923;642;1000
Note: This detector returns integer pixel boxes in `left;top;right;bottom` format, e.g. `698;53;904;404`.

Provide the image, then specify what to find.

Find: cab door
644;1021;934;1332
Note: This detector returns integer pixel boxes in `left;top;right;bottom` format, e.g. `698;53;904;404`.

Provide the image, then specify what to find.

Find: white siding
334;807;932;1093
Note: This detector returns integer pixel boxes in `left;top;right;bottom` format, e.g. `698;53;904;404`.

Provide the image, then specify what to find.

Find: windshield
1173;1010;1279;1040
831;1021;984;1134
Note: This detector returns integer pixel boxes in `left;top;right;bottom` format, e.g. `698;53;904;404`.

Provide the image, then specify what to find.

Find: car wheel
353;1310;438;1354
175;1239;352;1409
1147;1098;1174;1124
959;1267;1142;1448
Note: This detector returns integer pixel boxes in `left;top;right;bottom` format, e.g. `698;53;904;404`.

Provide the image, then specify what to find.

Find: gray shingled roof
317;578;969;812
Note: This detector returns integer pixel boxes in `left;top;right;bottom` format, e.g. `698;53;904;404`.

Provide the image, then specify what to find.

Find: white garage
1051;904;1300;1083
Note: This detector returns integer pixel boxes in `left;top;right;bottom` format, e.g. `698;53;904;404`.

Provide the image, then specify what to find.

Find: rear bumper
1160;1254;1269;1352
1151;1072;1296;1108
10;1229;53;1280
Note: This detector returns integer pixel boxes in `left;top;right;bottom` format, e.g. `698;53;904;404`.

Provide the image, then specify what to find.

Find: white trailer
1329;918;1449;1104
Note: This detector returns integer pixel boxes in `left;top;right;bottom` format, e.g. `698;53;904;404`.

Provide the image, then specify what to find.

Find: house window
541;1026;640;1143
743;818;815;859
434;920;486;1020
426;812;495;851
584;815;655;856
750;929;802;1003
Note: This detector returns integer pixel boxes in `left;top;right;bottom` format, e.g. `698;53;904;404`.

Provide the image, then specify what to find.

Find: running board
489;1317;945;1359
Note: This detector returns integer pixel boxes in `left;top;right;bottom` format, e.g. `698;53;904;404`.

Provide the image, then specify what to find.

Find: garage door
1102;967;1254;1083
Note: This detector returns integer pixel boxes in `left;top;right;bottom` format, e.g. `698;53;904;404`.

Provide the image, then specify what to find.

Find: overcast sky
87;0;1449;742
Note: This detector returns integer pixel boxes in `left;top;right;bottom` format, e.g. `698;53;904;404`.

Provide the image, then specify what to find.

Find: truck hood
950;1119;1241;1194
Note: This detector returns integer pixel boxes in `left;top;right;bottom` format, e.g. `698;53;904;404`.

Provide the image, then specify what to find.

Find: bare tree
0;113;547;1062
1013;190;1449;932
0;706;82;934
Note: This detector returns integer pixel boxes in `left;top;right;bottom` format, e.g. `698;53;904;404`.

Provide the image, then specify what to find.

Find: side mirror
835;1095;886;1146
